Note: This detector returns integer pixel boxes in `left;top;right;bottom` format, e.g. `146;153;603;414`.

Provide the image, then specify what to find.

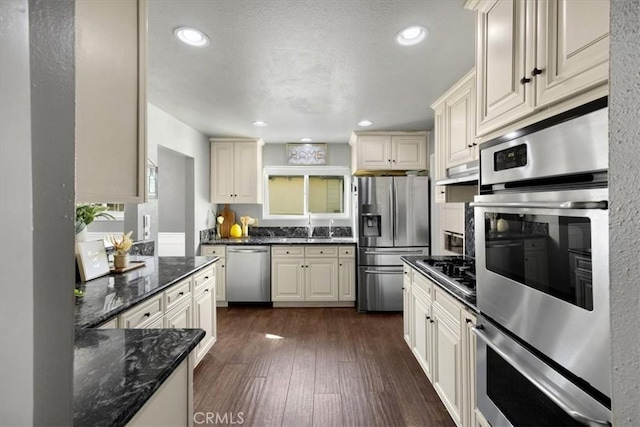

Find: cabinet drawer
119;294;163;328
339;246;355;258
305;246;338;257
433;287;461;325
194;266;215;290
164;278;192;312
524;239;547;250
201;245;225;256
272;246;304;257
403;264;413;281
412;271;433;297
575;255;592;272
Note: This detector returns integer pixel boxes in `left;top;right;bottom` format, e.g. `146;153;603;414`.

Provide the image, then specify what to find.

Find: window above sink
262;166;351;220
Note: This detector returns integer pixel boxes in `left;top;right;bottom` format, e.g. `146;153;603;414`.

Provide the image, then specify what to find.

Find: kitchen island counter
74;256;219;328
74;327;204;427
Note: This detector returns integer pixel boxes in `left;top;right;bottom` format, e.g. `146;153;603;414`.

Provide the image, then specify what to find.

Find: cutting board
220;204;235;238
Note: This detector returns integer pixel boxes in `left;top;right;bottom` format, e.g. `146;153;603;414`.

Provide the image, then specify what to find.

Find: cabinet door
356;135;392;169
215;258;226;302
165;300;192;329
476;0;535;136
194;287;216;364
391;136;427;170
75;0;146;203
445;80;476;168
305;258;339;301
432;308;463;426
411;291;433;380
534;0;609;107
233;142;260;203
338;258;356;301
403;266;412;346
271;258;305;301
461;311;478;427
210;142;235;203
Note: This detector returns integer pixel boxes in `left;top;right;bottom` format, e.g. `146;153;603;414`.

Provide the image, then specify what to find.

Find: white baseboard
158;232;185;256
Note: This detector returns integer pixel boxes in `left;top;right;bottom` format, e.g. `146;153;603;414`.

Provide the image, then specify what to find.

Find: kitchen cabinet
403;264;412;346
431;69;478;170
338;247;356;301
200;246;226;305
193;285;216;363
75;0;147;203
403;263;479;427
349;131;429;173
164;299;192;329
97;317;119;329
524;238;549;289
271;245;354;305
119;294;163;328
210;138;264;204
467;0;609;137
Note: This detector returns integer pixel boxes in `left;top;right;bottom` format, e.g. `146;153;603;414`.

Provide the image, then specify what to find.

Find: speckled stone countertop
74;256;219;328
402;255;478;312
73;328;204;427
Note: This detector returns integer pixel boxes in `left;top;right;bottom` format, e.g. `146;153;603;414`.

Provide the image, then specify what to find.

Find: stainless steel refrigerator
356;176;430;311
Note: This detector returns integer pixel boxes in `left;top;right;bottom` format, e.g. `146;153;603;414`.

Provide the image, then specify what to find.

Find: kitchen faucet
307;212;313;238
329;219;334;238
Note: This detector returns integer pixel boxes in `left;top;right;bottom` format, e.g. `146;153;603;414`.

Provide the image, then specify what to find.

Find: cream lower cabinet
467;0;609;138
192;265;217;366
404;263;479;427
200;245;226;305
272;245;354;304
403;265;412;345
165;299;192;329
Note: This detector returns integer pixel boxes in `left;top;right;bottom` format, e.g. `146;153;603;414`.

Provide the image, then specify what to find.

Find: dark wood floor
194;307;455;427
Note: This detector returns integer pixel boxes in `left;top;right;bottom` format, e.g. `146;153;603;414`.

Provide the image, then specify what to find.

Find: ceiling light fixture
358;120;373;127
174;27;209;47
252;120;268;127
395;26;428;46
300;138;312;142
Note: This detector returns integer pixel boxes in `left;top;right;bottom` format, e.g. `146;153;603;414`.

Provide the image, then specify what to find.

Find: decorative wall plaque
286;143;327;165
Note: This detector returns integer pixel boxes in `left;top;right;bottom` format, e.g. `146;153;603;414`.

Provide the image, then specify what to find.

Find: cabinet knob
320;251;323;254
205;288;209;293
340;263;343;267
392;159;396;163
520;76;532;84
426;315;431;320
388;159;391;163
221;264;225;268
143;312;150;318
467;144;473;148
430;319;435;324
532;67;544;76
472;142;478;146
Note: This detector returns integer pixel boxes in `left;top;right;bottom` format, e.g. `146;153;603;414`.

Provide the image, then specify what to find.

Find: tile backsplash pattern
464;203;475;259
200;226;352;243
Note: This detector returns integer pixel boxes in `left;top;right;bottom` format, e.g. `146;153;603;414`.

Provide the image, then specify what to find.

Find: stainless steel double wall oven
472;100;611;426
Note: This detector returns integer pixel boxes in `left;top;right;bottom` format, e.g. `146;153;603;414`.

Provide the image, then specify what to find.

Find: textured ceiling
148;0;475;143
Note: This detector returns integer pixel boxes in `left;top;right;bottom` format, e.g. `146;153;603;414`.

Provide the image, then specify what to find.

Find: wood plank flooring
194;307;455;427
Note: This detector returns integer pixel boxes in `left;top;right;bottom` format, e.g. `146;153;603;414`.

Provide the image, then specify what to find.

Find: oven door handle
472;325;611;426
364;269;404;275
470;201;608;210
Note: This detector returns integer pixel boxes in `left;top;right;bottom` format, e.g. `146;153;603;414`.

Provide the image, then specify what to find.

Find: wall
227;143;353;228
609;1;640;424
158;146;187;232
131;103;210;256
0;0;75;424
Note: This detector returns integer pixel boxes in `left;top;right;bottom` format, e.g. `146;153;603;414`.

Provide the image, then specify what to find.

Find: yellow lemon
230;223;242;238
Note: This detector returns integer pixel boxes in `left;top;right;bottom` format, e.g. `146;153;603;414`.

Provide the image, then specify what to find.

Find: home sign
286;143;327;165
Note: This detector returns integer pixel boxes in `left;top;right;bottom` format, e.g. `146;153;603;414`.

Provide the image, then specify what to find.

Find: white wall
145;103;210;255
158;146;187;232
1;0;75;424
609;1;640;423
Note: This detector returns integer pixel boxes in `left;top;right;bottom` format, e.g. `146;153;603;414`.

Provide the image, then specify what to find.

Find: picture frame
286;143;327;165
76;240;110;282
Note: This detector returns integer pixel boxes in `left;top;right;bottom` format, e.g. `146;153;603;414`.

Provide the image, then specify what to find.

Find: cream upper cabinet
210;138;264;204
350;131;429;173
467;0;609;137
75;0;147;203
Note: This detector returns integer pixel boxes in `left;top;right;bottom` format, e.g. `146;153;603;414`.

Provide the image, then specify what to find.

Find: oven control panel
494;143;527;171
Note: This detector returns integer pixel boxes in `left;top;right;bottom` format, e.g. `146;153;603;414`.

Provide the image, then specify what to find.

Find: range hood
435;161;479;186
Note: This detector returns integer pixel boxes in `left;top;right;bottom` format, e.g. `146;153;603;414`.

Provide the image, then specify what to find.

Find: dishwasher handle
227;248;269;254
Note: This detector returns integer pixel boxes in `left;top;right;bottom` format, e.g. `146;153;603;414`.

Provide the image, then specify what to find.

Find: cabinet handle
426;315;431;320
205;288;209;292
467;144;473;148
520;76;531;84
532;67;543;76
465;318;472;324
430;319;435;324
472;142;478;146
178;292;184;296
204;276;209;280
143;312;150;317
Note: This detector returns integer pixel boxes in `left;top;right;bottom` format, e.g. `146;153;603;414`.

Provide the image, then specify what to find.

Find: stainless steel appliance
356;176;430;311
226;246;271;302
472;100;611;424
416;258;476;297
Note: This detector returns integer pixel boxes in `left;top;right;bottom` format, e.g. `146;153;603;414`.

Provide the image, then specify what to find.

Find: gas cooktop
416;257;476;296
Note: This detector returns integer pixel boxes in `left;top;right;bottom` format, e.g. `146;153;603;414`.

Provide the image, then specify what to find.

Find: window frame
262;166;351;220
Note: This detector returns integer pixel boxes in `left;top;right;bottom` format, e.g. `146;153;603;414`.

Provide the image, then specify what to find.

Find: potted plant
109;231;133;269
75;204;114;241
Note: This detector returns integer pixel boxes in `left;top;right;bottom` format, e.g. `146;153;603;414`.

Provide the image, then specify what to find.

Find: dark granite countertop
73;328;204;427
74;256;219;328
201;236;356;245
486;232;549;241
402;255;478;313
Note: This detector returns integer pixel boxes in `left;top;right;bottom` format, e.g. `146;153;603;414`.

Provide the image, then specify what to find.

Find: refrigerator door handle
390;178;395;244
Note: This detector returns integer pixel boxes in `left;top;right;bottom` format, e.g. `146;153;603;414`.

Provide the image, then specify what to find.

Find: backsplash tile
464;203;475;259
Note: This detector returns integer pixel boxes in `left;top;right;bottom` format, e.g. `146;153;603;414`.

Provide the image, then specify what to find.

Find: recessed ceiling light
300;138;313;142
358;120;373;127
395;26;428;46
252;121;268;127
174;27;209;47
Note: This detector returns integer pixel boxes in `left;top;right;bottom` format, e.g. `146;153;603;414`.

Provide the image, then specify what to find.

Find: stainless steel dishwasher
225;246;271;302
